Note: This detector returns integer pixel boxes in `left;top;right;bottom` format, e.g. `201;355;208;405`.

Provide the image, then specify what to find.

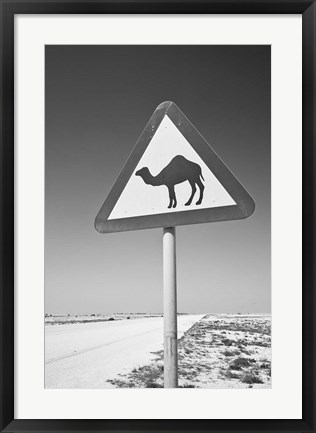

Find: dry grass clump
240;371;264;384
229;357;256;370
223;349;241;357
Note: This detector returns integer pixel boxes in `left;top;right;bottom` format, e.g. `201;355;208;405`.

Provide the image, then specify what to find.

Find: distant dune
45;312;165;326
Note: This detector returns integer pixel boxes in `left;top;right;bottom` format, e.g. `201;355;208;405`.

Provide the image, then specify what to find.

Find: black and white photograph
45;45;271;389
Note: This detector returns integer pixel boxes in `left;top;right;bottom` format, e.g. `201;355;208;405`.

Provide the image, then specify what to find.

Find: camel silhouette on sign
135;155;205;209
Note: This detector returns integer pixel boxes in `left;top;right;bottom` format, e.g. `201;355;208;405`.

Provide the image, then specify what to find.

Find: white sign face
95;101;255;233
109;115;235;220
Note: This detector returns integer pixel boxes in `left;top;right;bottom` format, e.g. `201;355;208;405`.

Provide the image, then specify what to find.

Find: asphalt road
45;315;203;388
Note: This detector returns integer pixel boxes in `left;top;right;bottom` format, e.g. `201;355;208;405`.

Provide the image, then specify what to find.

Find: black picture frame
0;1;314;432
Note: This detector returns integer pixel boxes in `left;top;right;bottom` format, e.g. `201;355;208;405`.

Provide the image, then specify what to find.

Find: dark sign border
95;101;255;233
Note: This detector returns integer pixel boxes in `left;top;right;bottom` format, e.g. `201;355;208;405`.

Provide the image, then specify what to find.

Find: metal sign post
163;227;178;388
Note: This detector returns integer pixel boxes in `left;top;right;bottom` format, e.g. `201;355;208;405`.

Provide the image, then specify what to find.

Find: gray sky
45;45;270;314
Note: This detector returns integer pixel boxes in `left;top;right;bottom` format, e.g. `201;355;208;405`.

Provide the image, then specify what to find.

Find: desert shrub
229;357;256;370
240;348;251;355
222;338;234;346
225;370;240;379
145;381;162;388
240;372;263;384
255;340;270;347
199;363;212;370
223;349;240;357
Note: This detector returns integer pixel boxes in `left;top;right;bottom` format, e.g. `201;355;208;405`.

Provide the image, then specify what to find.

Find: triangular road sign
95;101;255;233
